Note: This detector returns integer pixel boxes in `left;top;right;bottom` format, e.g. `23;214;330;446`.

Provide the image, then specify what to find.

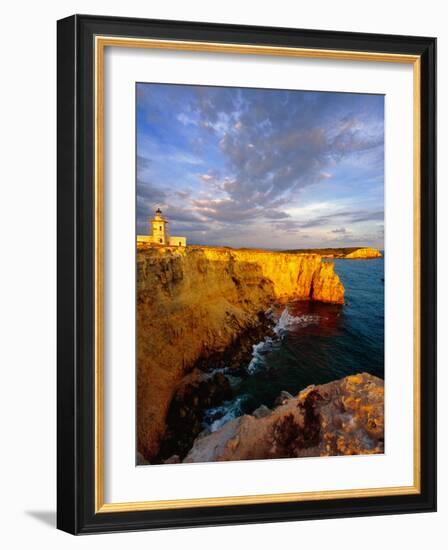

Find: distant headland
282;246;382;259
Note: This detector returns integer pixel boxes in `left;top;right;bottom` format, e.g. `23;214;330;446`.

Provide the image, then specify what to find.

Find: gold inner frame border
94;35;421;513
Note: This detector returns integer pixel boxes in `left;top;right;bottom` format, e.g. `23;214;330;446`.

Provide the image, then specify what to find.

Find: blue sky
136;83;384;249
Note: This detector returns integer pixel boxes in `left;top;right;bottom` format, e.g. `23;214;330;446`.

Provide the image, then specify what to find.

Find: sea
203;255;385;433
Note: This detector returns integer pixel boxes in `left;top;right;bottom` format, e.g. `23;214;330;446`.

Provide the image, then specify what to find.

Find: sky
136;83;384;249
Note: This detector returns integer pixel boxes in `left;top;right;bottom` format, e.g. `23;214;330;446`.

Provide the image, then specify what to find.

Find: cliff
137;246;344;461
184;373;384;463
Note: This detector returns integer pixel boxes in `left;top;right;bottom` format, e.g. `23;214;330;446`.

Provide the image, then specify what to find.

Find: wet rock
274;390;294;407
155;370;233;462
164;455;180;464
136;452;149;465
253;405;272;419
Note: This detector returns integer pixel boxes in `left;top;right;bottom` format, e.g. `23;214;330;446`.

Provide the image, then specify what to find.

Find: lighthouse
151;208;170;245
137;208;187;247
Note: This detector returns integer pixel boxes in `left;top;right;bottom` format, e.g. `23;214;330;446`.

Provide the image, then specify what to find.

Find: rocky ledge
184;373;384;463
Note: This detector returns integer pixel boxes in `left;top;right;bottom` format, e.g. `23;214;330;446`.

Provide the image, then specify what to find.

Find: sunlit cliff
137;245;344;460
185;373;384;463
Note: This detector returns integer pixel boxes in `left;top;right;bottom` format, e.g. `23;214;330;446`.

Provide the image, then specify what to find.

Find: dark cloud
162;205;205;224
175;189;191;199
137;181;166;202
171;222;209;233
263;209;291;220
136;180;167;220
297;209;384;229
271;219;304;234
350;210;384;223
192;198;261;224
137;155;152;171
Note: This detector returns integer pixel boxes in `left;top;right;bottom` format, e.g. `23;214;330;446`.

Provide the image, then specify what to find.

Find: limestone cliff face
344;247;382;259
311;261;346;302
184;373;384;463
137;246;344;460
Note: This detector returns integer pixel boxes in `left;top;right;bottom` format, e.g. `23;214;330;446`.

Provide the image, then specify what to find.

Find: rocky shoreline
184;372;384;463
153;314;276;463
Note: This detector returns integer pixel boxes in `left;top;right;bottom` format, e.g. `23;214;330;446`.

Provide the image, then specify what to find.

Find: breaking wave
203;394;249;432
247;337;277;374
204;307;323;430
274;308;320;337
247;307;320;374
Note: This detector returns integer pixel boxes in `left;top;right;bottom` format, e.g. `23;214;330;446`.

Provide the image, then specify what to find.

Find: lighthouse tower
137;208;187;247
150;208;170;245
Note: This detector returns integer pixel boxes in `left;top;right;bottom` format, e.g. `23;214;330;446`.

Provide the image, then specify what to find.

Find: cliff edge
137;246;344;461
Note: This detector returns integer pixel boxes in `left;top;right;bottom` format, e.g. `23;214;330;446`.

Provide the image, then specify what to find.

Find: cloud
350;210;384;223
292;209;384;229
137;155;151;171
263;209;291;220
136;83;384;248
162;205;205;224
186;91;383;225
136;181;167;220
137;181;166;202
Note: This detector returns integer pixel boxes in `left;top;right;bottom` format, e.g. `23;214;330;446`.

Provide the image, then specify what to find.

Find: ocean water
203;256;385;433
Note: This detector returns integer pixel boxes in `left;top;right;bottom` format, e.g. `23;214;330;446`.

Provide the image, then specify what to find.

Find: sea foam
203;394;249;432
247;307;320;374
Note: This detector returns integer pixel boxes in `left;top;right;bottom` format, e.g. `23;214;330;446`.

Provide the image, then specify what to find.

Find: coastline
137;244;383;464
137;245;345;461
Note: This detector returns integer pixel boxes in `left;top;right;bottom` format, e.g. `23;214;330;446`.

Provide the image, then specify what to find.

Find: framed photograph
57;14;436;534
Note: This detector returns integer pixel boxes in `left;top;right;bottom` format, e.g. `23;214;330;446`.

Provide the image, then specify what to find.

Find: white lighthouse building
137;208;187;247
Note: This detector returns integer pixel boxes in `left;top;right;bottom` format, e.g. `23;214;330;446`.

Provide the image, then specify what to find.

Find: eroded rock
183;373;384;463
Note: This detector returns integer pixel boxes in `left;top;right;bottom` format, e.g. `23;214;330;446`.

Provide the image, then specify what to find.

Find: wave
203;394;250;432
204;306;322;431
247;307;320;374
247;337;276;373
274;308;320;337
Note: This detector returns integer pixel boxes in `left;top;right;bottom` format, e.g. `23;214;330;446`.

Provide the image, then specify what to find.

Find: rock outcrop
343;247;382;259
137;246;344;461
310;261;347;302
184;373;384;463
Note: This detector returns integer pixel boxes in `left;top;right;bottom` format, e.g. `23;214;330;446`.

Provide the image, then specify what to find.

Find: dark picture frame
57;14;436;534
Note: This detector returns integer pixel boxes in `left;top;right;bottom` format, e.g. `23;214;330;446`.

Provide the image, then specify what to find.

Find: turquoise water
204;257;385;432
